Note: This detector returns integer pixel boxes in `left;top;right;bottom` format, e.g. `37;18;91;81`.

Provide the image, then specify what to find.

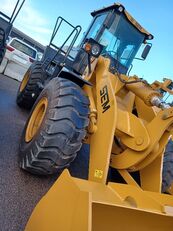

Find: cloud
0;0;51;45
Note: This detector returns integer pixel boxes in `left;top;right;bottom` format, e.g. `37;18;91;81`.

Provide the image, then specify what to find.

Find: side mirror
141;44;152;60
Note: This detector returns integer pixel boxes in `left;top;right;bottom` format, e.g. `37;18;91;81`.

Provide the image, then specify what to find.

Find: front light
91;44;100;57
84;38;103;58
118;6;124;12
84;43;92;52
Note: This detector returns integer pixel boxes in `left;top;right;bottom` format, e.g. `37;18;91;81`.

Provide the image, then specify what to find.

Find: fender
58;67;92;87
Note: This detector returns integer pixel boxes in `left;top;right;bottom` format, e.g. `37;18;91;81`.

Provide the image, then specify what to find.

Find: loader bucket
25;170;173;231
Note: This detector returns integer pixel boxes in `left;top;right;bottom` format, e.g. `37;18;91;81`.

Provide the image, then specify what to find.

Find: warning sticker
94;170;103;179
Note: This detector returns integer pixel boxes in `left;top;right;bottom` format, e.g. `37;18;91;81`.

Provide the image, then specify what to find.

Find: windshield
10;39;37;59
86;12;145;70
85;13;107;40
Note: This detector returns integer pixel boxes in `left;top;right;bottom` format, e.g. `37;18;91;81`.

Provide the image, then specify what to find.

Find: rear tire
162;140;173;193
0;29;5;64
19;77;90;175
16;61;47;109
0;47;5;64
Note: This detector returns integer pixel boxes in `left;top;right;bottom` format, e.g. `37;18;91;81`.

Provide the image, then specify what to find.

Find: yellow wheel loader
19;3;173;231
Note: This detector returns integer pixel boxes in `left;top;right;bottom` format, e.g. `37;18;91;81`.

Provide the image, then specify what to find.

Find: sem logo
100;85;110;113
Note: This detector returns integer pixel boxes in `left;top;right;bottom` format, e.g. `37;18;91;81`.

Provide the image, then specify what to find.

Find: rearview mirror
141;44;152;60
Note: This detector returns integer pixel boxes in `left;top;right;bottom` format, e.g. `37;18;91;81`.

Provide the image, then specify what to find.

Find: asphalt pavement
0;74;89;231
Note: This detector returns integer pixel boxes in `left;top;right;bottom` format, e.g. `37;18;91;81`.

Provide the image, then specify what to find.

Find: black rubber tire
162;139;173;193
0;30;5;64
16;61;47;109
19;77;90;175
0;47;5;64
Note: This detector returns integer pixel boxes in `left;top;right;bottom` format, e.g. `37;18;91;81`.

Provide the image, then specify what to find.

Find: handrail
0;12;11;21
0;0;25;24
49;16;81;46
10;0;25;24
44;16;82;71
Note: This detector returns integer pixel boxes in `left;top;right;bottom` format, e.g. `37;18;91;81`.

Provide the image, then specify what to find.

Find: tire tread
20;78;89;175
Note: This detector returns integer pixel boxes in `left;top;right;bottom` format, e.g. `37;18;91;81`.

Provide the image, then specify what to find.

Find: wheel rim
20;70;30;92
25;97;48;142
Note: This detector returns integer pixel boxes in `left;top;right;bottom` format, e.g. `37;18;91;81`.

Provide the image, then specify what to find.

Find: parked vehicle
0;37;38;81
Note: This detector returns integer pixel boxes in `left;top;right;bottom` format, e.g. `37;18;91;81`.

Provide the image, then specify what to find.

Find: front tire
19;77;90;175
162;140;173;193
16;61;47;109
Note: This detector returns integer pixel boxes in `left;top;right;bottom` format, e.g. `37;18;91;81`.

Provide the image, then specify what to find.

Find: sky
0;0;173;86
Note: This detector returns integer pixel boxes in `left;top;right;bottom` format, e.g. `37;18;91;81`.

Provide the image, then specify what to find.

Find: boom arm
84;57;173;193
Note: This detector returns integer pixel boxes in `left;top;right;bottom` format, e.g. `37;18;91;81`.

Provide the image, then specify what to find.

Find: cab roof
91;3;153;41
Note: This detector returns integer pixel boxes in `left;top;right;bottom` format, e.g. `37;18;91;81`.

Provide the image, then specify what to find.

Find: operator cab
74;3;153;75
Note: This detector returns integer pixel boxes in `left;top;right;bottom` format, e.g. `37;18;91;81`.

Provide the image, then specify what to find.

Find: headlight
118;6;124;12
84;38;103;58
91;44;101;57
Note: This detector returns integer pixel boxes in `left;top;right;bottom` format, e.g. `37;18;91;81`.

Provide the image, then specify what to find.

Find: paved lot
0;74;89;231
